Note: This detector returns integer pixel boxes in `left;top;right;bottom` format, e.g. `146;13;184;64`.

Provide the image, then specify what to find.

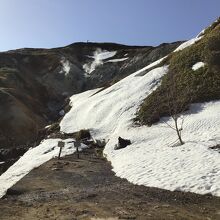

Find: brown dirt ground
0;148;220;220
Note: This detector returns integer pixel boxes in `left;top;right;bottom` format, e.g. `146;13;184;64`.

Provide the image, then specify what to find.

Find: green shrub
137;20;220;126
75;129;91;140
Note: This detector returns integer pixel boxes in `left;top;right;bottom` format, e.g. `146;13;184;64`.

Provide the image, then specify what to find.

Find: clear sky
0;0;219;51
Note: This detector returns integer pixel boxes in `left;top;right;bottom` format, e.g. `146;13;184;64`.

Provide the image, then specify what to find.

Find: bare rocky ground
0;147;220;220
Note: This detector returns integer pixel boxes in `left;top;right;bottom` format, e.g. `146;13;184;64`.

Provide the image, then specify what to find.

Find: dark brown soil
0;148;220;220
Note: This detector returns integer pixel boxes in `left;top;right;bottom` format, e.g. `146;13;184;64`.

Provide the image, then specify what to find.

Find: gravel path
0;148;220;220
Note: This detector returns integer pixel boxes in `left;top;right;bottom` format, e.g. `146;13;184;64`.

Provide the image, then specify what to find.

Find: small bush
75;129;91;140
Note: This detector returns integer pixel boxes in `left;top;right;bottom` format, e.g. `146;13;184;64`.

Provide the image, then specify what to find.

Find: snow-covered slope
174;35;202;52
60;37;220;196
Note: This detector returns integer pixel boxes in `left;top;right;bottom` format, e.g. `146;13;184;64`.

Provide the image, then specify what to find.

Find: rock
210;144;220;152
59;109;65;116
114;137;131;150
0;146;28;161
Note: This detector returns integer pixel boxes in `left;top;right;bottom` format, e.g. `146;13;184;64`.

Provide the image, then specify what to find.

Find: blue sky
0;0;219;51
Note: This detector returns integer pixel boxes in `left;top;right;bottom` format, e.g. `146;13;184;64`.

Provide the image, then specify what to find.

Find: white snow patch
60;53;220;196
60;59;71;76
197;29;206;38
61;65;168;138
135;57;167;76
83;49;117;74
89;50;117;60
192;62;205;71
0;162;5;165
174;36;203;52
106;57;128;63
0;138;87;198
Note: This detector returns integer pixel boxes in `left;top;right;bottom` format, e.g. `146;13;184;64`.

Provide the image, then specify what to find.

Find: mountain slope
138;18;220;125
0;41;181;147
0;19;220;199
59;20;220;196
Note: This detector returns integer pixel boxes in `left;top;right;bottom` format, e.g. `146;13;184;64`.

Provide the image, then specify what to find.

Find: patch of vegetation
137;20;220;125
203;17;220;36
75;129;91;140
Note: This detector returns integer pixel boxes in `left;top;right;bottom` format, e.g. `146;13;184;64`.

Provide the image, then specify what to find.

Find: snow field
83;49;117;74
60;36;220;196
60;58;71;76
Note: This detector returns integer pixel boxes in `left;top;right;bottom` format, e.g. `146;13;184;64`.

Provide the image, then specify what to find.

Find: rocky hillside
0;41;181;147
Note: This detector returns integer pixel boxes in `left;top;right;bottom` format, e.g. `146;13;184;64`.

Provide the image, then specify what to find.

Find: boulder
114;136;131;150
